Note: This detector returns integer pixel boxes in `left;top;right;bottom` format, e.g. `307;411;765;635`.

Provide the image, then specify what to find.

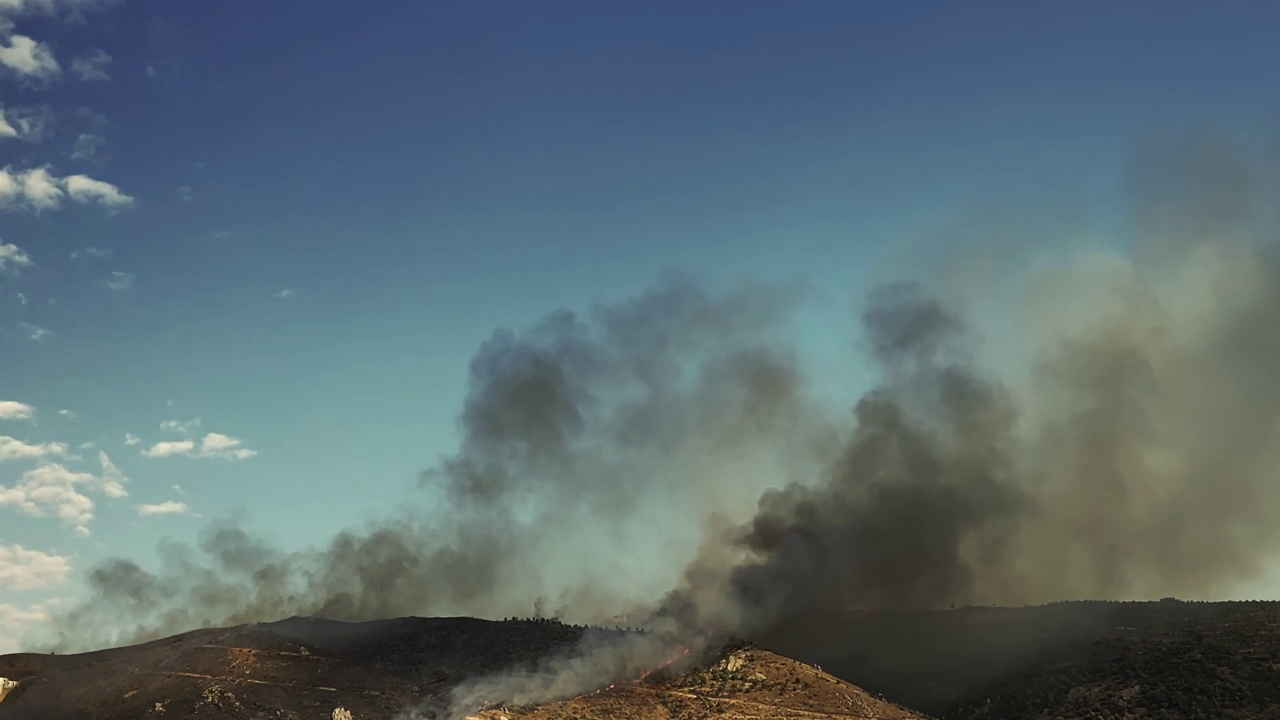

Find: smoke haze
43;131;1280;706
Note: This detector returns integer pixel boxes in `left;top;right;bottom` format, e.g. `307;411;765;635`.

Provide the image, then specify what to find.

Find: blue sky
2;0;1279;650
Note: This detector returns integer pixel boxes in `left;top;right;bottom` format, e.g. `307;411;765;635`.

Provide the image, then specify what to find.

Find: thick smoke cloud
49;274;827;650
656;130;1280;638
43;131;1280;706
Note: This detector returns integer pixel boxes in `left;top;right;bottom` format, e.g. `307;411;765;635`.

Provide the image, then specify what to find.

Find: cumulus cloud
56;408;75;419
0;104;54;142
0;452;128;536
123;433;139;446
16;321;51;341
0;166;60;209
0;463;97;535
142;439;193;458
0;0;118;88
142;432;256;460
0;239;33;273
0;166;133;212
137;500;189;517
0;33;59;81
199;432;257;460
0;544;70;591
68;47;109;81
159;417;201;435
64;173;132;208
104;270;132;290
0;435;65;461
0;400;35;421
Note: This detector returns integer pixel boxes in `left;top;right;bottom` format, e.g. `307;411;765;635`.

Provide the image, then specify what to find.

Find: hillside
6;602;1280;719
466;646;927;720
758;600;1280;719
0;617;919;720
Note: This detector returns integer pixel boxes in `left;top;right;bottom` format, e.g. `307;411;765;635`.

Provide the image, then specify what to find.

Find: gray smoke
49;273;827;650
656;129;1280;638
40;130;1280;710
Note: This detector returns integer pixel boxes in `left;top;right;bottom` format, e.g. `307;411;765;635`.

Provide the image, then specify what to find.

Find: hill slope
0;618;920;720
758;600;1280;719
467;646;927;720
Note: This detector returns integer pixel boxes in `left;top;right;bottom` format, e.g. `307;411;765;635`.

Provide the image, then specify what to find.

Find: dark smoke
40;130;1280;710
50;273;826;650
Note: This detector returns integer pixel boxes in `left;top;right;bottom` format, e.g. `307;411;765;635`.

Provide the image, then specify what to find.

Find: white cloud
136;500;188;516
16;321;51;341
0;166;133;212
199;432;257;460
0;104;54;142
0;33;59;81
16;291;26;304
0;462;96;535
1;165;60;209
0;543;69;591
0;0;117;89
64;173;132;208
142;432;256;460
123;432;139;446
159;417;201;435
76;441;95;450
0;435;65;461
0;400;35;421
0;239;32;273
0;451;128;536
69;47;109;81
105;270;133;290
142;439;194;458
275;288;296;300
56;408;74;419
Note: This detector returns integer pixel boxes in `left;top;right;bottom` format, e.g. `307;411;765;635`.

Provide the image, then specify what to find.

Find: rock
0;678;17;704
332;709;354;720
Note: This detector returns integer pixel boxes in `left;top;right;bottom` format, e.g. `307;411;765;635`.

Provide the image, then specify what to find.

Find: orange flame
567;643;693;701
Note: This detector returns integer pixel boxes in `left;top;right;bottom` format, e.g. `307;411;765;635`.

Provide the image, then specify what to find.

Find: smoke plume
41;130;1280;709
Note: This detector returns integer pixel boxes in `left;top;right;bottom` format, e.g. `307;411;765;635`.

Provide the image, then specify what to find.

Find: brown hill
7;601;1280;719
466;646;927;720
0;618;921;720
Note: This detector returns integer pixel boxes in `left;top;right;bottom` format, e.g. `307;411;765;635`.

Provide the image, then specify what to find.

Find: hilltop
466;646;927;720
